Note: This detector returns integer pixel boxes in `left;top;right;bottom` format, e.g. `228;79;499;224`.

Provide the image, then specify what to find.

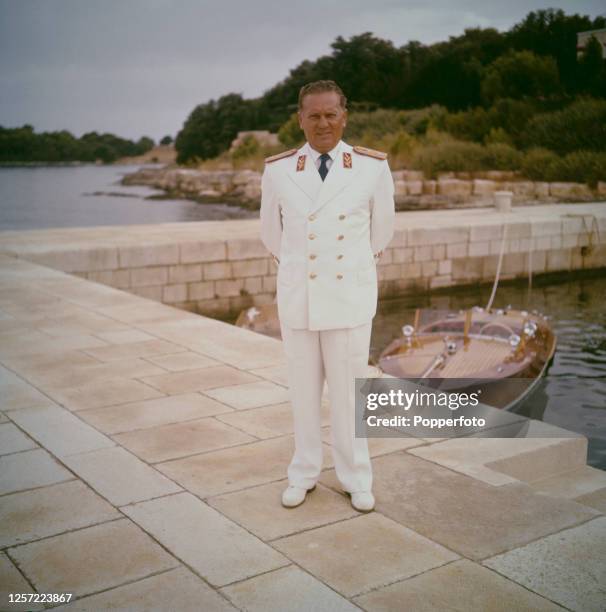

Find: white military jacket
260;139;395;331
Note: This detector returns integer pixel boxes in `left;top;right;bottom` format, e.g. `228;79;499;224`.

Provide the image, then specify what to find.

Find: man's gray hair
298;80;347;110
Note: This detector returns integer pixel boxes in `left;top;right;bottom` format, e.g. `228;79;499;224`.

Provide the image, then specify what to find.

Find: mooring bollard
494;190;513;212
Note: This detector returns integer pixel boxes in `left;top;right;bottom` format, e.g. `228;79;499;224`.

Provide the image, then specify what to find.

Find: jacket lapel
286;143;323;209
309;141;360;216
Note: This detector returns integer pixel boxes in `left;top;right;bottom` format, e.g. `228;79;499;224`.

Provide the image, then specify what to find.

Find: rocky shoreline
121;165;606;211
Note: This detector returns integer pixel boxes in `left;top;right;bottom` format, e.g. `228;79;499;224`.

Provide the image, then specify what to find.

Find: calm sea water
0;163;255;230
2;165;604;469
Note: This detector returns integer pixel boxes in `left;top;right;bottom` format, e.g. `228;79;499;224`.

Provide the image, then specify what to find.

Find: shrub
278;114;304;148
554;150;606;188
520;147;560;181
433;106;491;143
484;127;512;146
231;135;260;160
411;140;486;177
483;143;523;170
521;97;606;155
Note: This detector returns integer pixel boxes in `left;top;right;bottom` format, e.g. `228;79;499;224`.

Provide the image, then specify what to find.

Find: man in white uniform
260;80;395;512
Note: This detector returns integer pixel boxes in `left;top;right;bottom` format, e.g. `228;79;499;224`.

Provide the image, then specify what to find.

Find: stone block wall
48;238;278;319
374;216;606;299
21;211;600;321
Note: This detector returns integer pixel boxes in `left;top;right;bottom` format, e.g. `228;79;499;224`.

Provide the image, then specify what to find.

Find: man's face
298;91;347;153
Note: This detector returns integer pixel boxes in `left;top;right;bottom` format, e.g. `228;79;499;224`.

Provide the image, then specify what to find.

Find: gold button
339;214;345;220
308;233;316;240
309;254;317;260
309;272;317;279
308;214;316;221
337;235;344;240
336;274;343;280
337;254;343;260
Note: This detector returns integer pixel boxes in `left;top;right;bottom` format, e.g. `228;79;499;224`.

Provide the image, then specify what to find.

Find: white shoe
281;484;316;508
349;491;375;512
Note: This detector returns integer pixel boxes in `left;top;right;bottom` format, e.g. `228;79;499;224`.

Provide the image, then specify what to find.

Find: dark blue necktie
318;153;331;181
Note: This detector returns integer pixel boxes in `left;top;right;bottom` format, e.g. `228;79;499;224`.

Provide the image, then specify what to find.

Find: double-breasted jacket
260;139;395;331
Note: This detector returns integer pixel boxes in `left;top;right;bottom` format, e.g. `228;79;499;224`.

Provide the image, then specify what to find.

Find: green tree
175;93;254;163
136;136;155;154
507;8;605;94
481;50;560;103
578;35;606;97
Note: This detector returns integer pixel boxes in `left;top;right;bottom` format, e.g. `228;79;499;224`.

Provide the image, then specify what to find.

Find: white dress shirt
307;140;342;174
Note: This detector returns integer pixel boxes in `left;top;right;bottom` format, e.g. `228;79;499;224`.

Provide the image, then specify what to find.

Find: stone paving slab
143;350;221;371
273;512;459;598
133;318;286;370
45;376;164;412
0;448;74;495
1;552;45;611
249;364;289;386
0;332;109;357
156;435;334;498
208;481;360;541
215;401;330;439
204;380;290;410
0;480;120;548
60;446;182;506
529;465;606;500
90;329;157;344
139;365;260;394
80;338;185;362
0;422;38;454
7;519;179;599
32;315;130;337
220;564;359;612
408;423;588;486
484;516;606;612
0;366;57;411
574;487;606;513
54;566;237;612
8;356;167;390
112;417;256;463
7;404;115;457
353;558;565;611
320;452;600;560
2;350;102;377
76;392;234;435
122;492;289;587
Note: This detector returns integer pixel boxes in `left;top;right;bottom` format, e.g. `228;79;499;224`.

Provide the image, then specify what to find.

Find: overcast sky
1;1;604;142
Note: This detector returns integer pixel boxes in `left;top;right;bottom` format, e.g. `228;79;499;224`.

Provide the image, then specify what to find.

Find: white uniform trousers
280;320;373;493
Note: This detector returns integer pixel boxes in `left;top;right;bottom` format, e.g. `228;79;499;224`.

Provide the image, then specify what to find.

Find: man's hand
373;250;383;260
272;254;280;265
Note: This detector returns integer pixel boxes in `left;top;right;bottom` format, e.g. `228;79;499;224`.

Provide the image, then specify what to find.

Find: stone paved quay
1;205;606;611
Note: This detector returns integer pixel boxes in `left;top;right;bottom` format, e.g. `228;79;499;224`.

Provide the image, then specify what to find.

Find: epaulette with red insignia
352;145;388;160
264;149;298;163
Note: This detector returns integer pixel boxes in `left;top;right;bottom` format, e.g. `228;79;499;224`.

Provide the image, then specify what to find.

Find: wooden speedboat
377;306;557;410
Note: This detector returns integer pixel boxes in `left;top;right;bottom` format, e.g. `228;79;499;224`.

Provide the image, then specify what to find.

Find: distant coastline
0;160;101;167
